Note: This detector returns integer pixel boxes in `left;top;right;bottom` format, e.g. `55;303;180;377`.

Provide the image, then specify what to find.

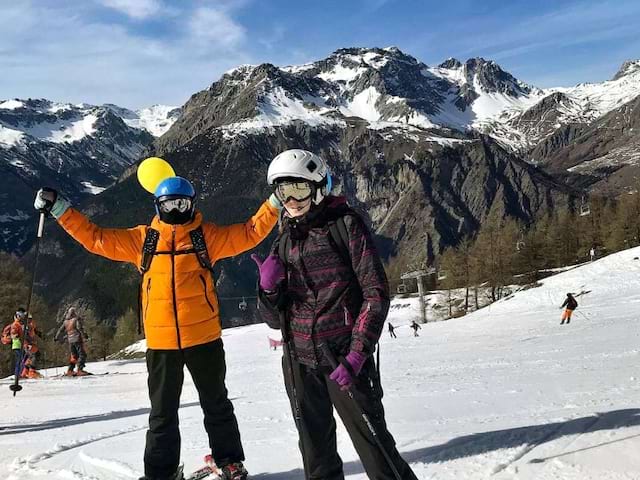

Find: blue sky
1;0;639;108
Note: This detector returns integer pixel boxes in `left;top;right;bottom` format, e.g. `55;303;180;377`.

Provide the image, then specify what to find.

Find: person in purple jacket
253;150;417;480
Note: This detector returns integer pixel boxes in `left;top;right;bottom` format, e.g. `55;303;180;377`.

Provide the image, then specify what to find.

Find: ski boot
64;369;76;376
138;465;184;480
26;369;43;379
220;462;248;480
75;369;90;377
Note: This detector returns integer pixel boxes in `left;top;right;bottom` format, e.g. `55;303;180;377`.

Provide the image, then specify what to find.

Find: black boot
139;465;184;480
220;462;248;480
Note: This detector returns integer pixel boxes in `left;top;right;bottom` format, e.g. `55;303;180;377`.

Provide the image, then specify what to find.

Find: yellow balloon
137;157;176;193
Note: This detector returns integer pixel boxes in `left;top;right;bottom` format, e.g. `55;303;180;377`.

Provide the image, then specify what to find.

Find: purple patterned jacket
257;196;390;367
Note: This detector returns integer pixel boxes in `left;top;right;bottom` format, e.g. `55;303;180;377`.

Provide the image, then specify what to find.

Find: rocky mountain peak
612;59;640;81
463;57;531;96
438;58;462;69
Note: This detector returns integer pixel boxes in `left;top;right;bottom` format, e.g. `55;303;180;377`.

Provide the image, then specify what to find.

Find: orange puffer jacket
57;202;278;349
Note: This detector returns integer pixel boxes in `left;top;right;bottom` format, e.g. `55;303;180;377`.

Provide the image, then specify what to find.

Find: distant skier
560;293;578;325
22;313;43;378
55;307;90;376
6;309;26;378
388;322;397;338
254;150;418;480
35;176;280;480
590;246;596;262
410;320;421;337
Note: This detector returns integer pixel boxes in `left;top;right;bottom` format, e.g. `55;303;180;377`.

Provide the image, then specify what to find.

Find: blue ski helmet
154;176;196;224
154;176;196;199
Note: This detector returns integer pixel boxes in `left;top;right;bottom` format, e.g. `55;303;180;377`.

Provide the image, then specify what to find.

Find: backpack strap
189;226;214;272
140;228;160;274
327;215;351;268
277;230;292;265
137;226;214;335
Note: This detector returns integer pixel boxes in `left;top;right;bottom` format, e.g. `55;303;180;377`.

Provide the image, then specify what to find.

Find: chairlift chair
579;196;591;217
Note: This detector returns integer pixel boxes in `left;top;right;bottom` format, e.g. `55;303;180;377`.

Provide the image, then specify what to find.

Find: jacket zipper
144;278;152;320
171;227;182;350
199;275;216;314
344;306;351;326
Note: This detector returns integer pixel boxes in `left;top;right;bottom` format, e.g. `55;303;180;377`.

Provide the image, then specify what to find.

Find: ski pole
279;310;310;478
320;344;403;480
11;211;46;396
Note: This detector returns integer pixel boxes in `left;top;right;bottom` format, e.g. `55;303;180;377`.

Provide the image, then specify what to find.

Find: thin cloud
96;0;163;19
0;1;252;107
188;7;246;49
455;1;640;59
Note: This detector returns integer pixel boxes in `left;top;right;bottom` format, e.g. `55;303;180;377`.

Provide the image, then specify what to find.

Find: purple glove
329;351;367;391
251;254;285;291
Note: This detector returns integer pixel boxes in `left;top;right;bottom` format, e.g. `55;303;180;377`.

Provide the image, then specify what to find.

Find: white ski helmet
267;149;332;204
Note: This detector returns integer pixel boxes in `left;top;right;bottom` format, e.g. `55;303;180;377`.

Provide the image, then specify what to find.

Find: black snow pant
68;341;87;371
144;339;244;479
284;355;418;480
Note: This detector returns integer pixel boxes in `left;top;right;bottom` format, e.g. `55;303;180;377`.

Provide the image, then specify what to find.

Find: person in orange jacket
22;314;43;379
35;177;281;480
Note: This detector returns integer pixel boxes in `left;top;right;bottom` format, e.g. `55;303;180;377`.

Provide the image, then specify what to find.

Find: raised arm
35;188;144;265
204;197;280;261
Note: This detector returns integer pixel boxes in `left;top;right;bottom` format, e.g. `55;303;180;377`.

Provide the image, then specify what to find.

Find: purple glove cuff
345;350;367;375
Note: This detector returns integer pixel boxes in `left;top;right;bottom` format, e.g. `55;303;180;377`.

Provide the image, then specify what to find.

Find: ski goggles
274;181;314;203
158;197;193;213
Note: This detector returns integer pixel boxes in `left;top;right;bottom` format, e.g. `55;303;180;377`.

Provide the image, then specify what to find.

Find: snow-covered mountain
4;246;640;479
483;59;640;153
0;98;181;253
162;47;638;161
182;47;545;136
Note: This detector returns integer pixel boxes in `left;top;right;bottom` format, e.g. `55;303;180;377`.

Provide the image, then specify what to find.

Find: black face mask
158;209;194;225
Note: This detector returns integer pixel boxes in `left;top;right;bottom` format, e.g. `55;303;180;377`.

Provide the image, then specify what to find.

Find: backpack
136;226;214;334
277;213;351;267
1;324;11;345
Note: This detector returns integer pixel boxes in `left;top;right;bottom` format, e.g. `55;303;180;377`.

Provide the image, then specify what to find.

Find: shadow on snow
251;408;640;478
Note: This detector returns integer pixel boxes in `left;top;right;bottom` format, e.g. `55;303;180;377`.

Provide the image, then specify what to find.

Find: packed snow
0;124;25;148
3;246;640;478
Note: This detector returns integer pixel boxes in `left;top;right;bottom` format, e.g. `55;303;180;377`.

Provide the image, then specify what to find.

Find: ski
53;372;109;378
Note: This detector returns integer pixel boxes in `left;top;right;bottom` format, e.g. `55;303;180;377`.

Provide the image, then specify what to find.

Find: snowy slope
3;247;640;479
105;104;181;137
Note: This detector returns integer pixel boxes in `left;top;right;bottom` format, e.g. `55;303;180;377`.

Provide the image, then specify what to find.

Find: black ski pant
69;341;87;371
284;355;418;480
144;339;244;479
